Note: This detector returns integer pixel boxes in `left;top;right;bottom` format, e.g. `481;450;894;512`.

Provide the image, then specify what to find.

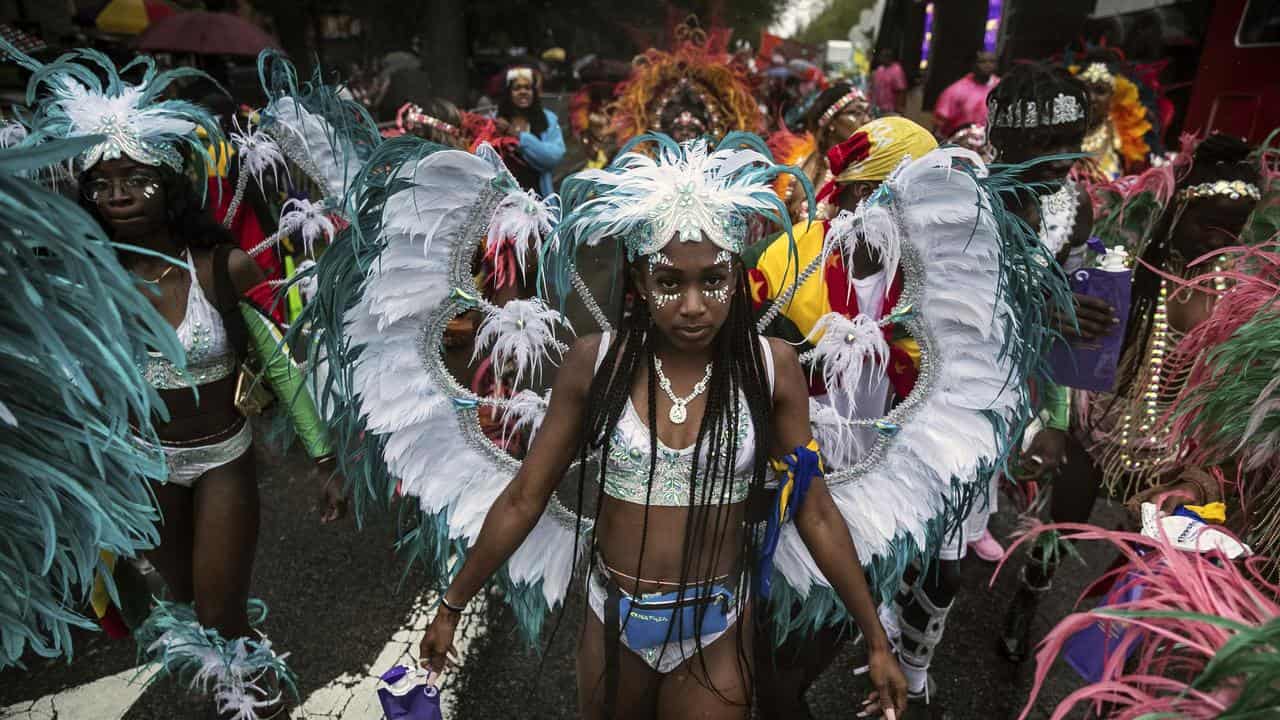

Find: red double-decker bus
1183;0;1280;144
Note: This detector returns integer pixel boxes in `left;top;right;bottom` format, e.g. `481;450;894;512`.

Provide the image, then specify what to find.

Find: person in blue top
495;65;565;195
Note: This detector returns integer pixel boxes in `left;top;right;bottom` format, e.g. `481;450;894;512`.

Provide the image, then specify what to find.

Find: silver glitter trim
824;199;934;486
756;251;826;333
265;125;331;199
143;353;236;390
222;170;250;229
571;265;612;333
414;180;586;531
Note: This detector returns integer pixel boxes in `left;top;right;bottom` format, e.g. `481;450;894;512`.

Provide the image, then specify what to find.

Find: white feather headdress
3;41;223;173
555;132;809;259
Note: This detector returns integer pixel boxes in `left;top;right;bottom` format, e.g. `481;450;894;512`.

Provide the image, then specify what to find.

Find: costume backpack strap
212;243;249;359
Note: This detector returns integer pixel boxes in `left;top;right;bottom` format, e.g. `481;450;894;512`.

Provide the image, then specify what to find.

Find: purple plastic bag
377;666;442;720
1062;571;1146;682
1046;264;1132;391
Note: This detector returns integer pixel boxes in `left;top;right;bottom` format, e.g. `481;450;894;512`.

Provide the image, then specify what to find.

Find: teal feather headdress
1;38;223;175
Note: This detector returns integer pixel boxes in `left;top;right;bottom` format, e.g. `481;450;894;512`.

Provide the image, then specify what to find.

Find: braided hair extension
1116;134;1258;395
563;259;772;704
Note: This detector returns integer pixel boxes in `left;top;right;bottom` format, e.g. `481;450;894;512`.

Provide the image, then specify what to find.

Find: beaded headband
1176;179;1261;203
1079;62;1115;86
397;103;461;138
649;78;723;137
817;90;868;131
506;67;538;86
987;93;1085;129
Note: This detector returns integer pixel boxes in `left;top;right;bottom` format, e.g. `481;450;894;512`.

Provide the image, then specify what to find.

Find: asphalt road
0;423;1124;720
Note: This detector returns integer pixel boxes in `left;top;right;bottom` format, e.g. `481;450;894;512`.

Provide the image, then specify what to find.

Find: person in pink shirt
870;48;908;114
933;52;1000;138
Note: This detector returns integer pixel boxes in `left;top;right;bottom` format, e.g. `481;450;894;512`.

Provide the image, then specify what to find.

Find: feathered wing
765;147;1066;638
254;51;379;203
0;138;182;667
230;51;381;249
294;137;581;644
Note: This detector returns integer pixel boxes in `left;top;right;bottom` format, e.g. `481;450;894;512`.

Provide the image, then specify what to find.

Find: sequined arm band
1040;382;1071;432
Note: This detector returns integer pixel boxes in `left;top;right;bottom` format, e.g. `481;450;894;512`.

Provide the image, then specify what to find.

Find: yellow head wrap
833;116;938;184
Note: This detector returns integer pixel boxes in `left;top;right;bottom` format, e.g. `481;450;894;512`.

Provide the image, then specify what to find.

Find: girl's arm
433;334;599;609
518;109;566;172
765;337;908;716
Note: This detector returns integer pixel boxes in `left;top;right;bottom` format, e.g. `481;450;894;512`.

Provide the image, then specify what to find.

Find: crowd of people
1;16;1278;720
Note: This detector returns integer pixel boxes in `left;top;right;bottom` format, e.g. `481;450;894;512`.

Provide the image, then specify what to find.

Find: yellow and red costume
749;117;939;401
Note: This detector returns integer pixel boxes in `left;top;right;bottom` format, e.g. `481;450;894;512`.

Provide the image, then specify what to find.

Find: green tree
795;0;875;44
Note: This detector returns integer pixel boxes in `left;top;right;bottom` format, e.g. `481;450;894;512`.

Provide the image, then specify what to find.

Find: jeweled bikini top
141;252;235;390
593;332;775;506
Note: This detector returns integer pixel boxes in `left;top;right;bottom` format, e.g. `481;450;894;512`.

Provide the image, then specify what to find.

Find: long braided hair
1117;134;1259;395
571;256;773;697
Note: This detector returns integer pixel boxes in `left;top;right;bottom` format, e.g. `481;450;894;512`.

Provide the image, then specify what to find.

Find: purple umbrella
136;11;281;57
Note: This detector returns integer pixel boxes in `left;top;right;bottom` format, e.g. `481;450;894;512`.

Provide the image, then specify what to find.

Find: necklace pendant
669;403;688;425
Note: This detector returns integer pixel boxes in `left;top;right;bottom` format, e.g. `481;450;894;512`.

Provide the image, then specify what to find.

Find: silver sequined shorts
161;419;252;487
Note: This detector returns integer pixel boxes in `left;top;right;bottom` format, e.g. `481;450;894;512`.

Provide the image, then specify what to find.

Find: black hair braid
671;269;773;698
563;265;773;706
1117;132;1259;394
986;63;1090;160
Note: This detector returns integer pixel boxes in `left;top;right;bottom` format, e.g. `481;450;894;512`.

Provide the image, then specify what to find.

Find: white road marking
0;592;488;720
1;665;160;720
290;591;488;719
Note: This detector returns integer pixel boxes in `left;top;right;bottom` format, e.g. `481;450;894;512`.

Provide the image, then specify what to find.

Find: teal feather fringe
764;473;986;645
0;138;183;667
135;600;296;720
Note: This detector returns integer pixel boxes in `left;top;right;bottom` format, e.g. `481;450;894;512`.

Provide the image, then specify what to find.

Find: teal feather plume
0;137;182;667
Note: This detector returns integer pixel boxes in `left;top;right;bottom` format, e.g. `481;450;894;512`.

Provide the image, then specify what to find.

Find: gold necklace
138;264;177;284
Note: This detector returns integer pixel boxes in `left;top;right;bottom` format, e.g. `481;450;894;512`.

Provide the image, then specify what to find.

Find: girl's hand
859;648;908;718
419;608;461;672
1020;427;1068;480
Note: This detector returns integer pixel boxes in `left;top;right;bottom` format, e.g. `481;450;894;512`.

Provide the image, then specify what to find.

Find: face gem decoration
142;184;158;199
713;250;733;267
651;292;679;310
647;251;675;273
702;286;730;304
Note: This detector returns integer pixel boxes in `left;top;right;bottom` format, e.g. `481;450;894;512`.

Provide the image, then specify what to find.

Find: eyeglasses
82;173;162;203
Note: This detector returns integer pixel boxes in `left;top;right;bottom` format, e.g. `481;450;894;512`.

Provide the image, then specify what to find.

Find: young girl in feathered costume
3;41;342;719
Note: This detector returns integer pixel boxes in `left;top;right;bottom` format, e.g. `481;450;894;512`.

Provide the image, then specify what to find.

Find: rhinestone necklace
654;357;712;425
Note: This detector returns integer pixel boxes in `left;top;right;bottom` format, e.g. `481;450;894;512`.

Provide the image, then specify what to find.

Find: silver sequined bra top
594;332;775;507
141;252;236;390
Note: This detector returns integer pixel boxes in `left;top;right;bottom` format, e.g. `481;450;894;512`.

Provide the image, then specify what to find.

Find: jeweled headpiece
1176;179;1261;203
397;103;461;139
987;93;1085;130
3;41;223;173
1079;62;1115;86
817;89;870;131
556;132;809;259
